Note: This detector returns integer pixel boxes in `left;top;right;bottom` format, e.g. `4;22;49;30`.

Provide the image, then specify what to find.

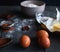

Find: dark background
0;0;60;6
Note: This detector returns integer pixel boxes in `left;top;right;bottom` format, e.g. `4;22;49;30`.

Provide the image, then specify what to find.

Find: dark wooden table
0;6;60;52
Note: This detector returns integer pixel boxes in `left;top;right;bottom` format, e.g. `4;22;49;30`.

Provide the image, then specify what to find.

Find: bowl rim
20;0;46;8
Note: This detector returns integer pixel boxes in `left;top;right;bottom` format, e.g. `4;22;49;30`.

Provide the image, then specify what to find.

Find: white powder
27;3;38;7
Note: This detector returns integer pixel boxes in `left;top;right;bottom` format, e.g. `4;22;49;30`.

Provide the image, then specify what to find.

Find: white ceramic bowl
20;1;46;17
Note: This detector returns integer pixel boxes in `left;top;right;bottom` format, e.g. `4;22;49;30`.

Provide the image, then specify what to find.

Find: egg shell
20;35;31;48
36;30;49;38
0;38;11;47
38;37;50;48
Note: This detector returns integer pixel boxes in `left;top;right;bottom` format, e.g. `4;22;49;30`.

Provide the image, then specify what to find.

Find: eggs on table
0;19;50;48
18;30;50;48
37;30;50;48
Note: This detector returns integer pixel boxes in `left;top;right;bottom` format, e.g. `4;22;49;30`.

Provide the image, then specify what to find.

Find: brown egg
20;35;31;48
36;30;49;38
38;37;50;48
